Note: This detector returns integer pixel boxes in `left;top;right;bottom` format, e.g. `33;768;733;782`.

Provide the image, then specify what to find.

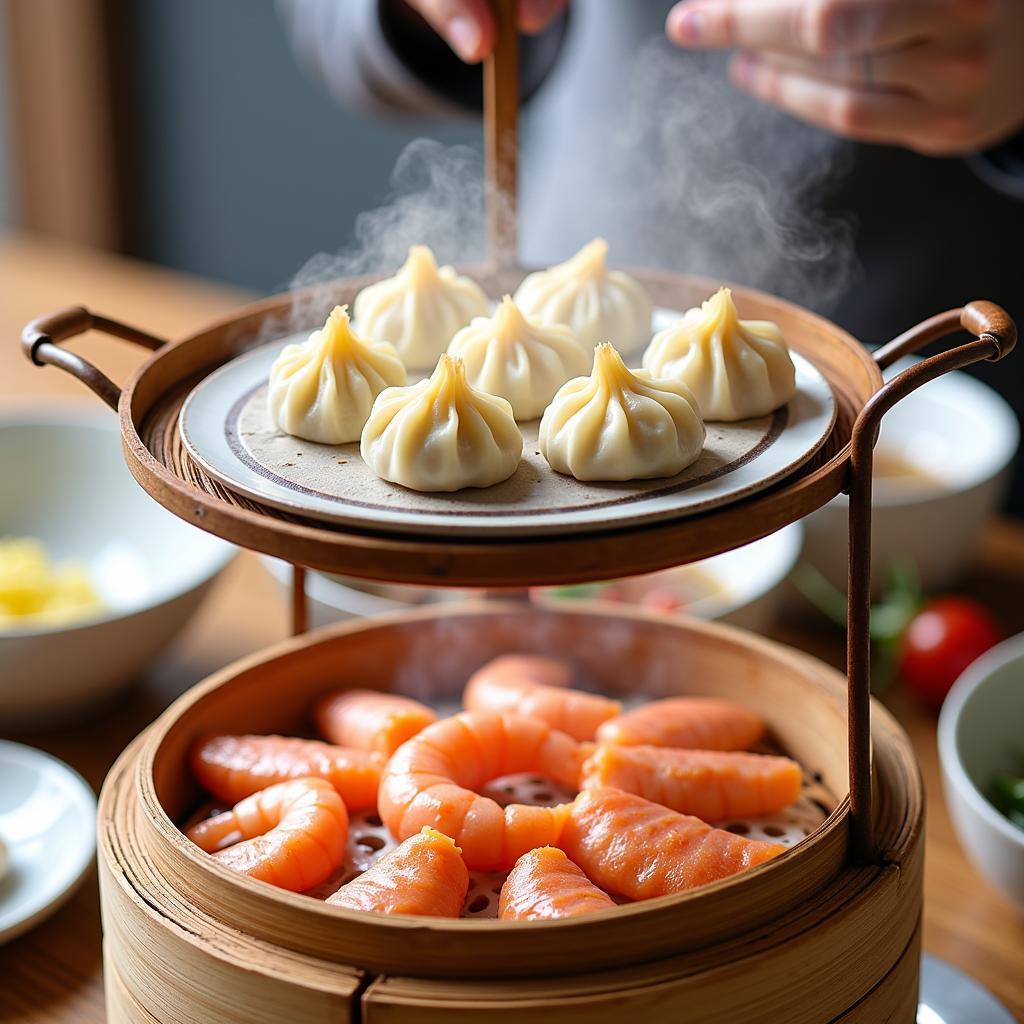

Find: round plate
179;308;836;538
0;741;97;944
918;955;1016;1023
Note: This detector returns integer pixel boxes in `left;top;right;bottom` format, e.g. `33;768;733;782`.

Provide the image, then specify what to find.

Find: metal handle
21;306;167;411
846;299;1016;863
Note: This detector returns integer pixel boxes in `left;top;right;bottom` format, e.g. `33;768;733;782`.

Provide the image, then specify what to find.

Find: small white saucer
0;740;97;944
918;954;1016;1024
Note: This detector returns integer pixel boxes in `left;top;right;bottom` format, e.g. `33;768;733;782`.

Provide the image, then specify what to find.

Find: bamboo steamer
99;603;924;1022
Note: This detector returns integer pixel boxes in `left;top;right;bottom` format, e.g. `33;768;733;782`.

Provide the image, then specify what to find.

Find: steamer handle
845;298;1016;863
21;306;167;411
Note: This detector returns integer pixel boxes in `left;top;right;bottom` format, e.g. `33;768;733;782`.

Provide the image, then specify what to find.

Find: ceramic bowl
0;405;235;726
803;362;1018;593
938;632;1024;911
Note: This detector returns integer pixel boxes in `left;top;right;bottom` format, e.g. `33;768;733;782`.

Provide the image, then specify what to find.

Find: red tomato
899;597;1001;708
640;587;686;613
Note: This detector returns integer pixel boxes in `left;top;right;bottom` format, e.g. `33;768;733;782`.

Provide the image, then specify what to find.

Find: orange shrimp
186;777;348;892
499;847;616;921
596;697;765;751
190;734;384;811
326;826;468;917
464;659;620;742
378;711;581;871
580;745;802;820
560;787;785;900
315;689;437;756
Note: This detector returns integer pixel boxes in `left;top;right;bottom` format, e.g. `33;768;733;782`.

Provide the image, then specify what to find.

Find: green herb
990;773;1024;831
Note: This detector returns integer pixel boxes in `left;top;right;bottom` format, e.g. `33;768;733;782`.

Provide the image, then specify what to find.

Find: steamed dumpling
353;245;490;369
642;287;796;421
513;239;653;355
267;305;406;444
539;343;705;482
360;354;523;492
447;296;589;421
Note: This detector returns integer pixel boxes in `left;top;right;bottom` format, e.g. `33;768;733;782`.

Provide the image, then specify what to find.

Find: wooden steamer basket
22;4;1018;1018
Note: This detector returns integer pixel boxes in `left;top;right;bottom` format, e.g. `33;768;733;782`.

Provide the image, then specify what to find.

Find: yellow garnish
0;538;104;629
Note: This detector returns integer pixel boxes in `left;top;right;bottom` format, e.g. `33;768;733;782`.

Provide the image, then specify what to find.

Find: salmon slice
596;697;765;751
326;826;468;917
560;787;785;900
315;689;437;756
465;658;620;742
186;777;348;892
378;711;581;871
190;734;384;811
580;745;802;820
499;847;616;921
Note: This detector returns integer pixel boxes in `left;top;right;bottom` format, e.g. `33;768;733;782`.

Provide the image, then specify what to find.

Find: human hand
666;0;1024;155
402;0;567;63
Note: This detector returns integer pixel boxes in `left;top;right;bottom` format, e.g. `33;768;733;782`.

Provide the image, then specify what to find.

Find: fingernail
733;52;756;87
670;7;704;44
448;15;481;62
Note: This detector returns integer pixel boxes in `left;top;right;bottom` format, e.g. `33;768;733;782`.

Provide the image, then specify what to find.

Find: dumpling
267;305;406;444
353;245;490;369
642;287;796;421
360;354;523;492
539;343;705;482
446;295;589;421
513;238;653;355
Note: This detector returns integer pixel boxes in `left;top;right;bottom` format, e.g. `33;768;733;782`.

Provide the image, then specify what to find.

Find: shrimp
596;697;765;751
378;711;581;871
560;787;785;900
499;847;616;921
326;826;468;917
580;745;802;820
185;777;348;892
464;658;620;742
190;734;384;811
315;689;437;756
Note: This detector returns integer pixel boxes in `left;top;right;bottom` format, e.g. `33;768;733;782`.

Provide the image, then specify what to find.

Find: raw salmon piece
465;659;620;742
186;777;348;892
596;697;764;751
315;689;437;757
499;847;616;921
580;745;802;820
326;826;468;916
378;711;580;871
560;787;785;900
191;734;384;811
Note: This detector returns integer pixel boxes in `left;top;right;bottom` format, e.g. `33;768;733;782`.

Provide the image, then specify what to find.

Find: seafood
499;847;616;921
596;697;765;751
315;689;437;757
186;778;348;892
190;734;384;811
560;787;785;900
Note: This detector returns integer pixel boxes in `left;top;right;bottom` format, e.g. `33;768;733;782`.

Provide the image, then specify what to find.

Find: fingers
518;0;568;35
667;0;996;57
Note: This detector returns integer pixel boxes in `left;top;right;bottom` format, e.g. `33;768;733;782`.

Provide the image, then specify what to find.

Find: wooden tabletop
1;234;1021;1023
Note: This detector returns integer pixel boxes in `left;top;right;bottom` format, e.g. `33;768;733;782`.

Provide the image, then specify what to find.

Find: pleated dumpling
642;287;796;421
353;245;489;369
447;296;589;421
267;305;406;444
539;343;705;482
513;239;652;355
360;354;523;492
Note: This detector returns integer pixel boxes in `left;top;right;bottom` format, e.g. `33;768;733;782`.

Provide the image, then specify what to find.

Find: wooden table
1;234;1021;1022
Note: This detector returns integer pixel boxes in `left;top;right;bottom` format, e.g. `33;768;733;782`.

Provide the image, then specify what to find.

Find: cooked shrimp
499;847;616;921
596;697;765;751
581;745;802;820
326;826;468;917
378;711;581;871
560;787;785;900
190;734;384;811
186;777;348;892
465;658;620;742
315;689;437;756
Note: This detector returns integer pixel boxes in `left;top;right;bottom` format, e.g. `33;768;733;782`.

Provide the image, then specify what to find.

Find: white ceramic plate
0;741;97;944
918;955;1016;1024
179;308;836;538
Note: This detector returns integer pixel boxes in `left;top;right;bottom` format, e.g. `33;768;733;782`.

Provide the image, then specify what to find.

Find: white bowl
262;522;804;635
803;361;1018;592
0;405;235;726
938;632;1024;911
